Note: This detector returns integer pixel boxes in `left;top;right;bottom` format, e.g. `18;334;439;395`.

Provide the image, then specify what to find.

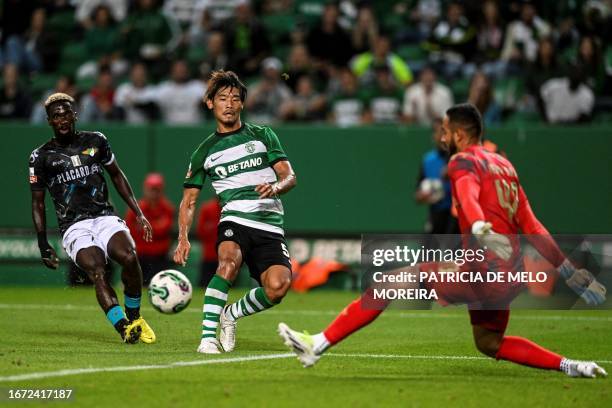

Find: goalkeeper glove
558;259;607;305
471;220;512;261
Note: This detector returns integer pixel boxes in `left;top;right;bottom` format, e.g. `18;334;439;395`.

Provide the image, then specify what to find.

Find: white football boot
561;359;608;378
196;338;222;354
278;322;321;368
219;305;237;352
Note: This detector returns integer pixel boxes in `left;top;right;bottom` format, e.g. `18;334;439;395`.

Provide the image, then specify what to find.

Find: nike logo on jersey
210;154;223;162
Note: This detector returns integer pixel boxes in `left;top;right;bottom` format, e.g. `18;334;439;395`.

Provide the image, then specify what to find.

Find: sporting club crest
245;142;256;154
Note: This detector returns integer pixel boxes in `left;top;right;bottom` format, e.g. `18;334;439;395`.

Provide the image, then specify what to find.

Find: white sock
223;305;235;321
560;358;573;375
312;332;331;355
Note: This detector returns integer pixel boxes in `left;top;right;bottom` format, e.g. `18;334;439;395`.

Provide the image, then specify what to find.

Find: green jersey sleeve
183;144;208;189
263;127;288;165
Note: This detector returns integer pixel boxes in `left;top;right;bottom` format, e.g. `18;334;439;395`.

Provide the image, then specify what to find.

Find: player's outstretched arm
174;187;200;266
515;185;565;265
31;190;59;269
454;173;512;261
255;160;296;199
105;159;152;242
516;186;606;305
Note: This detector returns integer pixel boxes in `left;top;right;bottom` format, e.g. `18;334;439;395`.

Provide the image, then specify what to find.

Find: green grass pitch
0;287;610;407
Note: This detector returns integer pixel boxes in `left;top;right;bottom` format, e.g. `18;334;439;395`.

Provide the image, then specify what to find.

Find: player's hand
255;182;279;199
173;238;191;266
559;260;607;305
137;214;153;242
415;189;433;204
471;220;512;261
39;245;59;270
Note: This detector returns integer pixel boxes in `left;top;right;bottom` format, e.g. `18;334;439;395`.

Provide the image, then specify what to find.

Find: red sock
323;290;387;345
496;336;563;370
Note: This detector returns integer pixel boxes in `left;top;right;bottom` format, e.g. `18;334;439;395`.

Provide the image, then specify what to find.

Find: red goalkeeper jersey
447;144;565;267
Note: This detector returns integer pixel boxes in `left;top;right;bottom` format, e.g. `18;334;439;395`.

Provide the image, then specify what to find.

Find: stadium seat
75;76;96;93
46;9;78;45
560;46;578;64
29;74;60;99
262;13;295;46
606;47;612;72
293;0;325;29
58;43;88;76
450;78;471;101
396;45;427;63
494;77;525;109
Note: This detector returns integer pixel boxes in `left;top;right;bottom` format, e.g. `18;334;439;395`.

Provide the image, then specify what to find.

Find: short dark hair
446;103;483;140
206;70;247;102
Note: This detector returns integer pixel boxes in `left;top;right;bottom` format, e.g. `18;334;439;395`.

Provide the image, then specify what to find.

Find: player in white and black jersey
29;93;156;344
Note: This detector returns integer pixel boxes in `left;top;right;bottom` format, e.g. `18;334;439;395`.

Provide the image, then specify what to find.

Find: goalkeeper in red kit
279;103;607;378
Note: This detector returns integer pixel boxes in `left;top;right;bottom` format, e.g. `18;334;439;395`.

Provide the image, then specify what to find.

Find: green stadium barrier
3;121;610;286
0;234;360;287
5;123;611;234
0;233;248;287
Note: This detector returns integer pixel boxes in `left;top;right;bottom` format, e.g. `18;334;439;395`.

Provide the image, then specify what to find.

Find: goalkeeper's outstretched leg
280;295;607;378
471;312;607;378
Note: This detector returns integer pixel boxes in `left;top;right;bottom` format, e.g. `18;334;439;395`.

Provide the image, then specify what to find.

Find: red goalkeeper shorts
419;261;519;333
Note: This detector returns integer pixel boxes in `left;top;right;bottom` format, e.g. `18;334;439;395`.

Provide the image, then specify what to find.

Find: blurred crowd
1;0;611;126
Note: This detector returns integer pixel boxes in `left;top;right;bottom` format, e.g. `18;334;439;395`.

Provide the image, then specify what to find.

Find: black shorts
216;221;292;284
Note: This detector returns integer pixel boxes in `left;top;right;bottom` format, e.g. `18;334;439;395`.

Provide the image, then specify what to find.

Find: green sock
226;287;276;321
201;275;231;339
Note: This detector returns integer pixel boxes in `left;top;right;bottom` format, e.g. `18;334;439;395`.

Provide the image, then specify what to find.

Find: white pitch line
0;353;294;382
0;303;99;311
2;352;611;383
0;303;611;322
329;353;488;360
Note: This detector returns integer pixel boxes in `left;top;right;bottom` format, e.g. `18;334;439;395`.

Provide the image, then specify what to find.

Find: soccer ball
148;270;193;314
419;178;445;203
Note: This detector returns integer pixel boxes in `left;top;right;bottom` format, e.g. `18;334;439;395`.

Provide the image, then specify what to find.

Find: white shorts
62;216;133;263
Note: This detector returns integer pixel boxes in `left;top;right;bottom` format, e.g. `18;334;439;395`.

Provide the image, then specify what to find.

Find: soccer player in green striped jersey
173;70;297;354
